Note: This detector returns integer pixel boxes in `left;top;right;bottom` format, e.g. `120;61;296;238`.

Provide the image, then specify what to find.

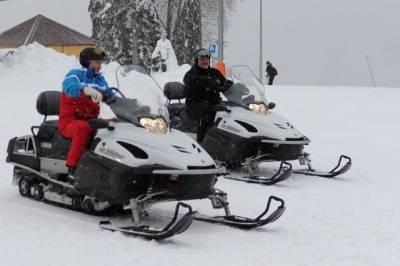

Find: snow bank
1;43;400;266
0;42;76;76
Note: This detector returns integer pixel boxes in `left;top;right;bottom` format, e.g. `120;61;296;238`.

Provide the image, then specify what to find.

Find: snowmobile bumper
152;167;226;175
261;138;311;145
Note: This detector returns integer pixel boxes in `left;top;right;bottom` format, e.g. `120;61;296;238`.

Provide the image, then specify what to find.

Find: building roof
0;14;96;47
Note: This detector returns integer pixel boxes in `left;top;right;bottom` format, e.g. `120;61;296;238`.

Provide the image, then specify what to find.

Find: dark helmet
79;47;106;68
194;48;211;65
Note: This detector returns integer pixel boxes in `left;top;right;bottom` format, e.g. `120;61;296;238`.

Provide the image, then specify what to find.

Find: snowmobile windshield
107;65;170;127
224;65;267;106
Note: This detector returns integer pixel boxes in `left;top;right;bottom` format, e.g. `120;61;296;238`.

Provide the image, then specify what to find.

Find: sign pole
218;0;224;61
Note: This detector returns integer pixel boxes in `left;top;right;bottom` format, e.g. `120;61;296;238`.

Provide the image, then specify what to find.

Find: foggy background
1;0;399;87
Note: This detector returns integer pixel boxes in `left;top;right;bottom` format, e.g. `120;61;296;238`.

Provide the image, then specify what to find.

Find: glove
222;80;234;92
83;87;103;103
210;77;223;91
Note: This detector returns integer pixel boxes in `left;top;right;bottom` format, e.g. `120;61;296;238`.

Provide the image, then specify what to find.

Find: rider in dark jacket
266;61;278;85
183;49;233;142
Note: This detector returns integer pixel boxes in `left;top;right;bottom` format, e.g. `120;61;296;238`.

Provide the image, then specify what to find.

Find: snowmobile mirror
268;102;276;110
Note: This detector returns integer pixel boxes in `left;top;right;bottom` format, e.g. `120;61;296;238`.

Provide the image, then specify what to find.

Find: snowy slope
0;44;399;266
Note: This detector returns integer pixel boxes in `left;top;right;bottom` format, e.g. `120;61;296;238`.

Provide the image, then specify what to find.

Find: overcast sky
1;0;399;87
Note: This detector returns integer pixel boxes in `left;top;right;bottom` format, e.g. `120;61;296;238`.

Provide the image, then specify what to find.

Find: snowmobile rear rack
99;202;195;240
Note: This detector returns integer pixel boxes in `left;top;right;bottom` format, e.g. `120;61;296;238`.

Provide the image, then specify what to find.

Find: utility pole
217;0;224;61
259;0;263;82
366;56;377;87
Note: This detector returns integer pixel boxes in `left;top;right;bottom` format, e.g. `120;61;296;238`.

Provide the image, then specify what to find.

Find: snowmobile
5;65;286;240
164;65;352;185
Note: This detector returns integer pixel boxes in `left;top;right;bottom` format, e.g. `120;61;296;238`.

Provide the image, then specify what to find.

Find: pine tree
171;0;202;64
89;0;162;68
153;0;236;65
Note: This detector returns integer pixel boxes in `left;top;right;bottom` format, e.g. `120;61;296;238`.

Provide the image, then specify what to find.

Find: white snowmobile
5;65;285;240
165;65;352;185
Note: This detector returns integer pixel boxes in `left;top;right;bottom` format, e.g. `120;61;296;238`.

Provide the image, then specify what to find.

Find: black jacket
183;65;227;108
266;65;278;77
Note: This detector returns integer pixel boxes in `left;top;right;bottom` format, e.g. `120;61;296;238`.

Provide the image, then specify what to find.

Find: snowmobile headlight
139;117;167;134
248;103;268;115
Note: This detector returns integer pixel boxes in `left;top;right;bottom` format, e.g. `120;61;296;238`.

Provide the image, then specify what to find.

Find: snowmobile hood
95;122;217;170
216;107;306;141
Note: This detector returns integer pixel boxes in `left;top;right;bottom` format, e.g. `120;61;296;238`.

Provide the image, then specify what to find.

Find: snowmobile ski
224;161;292;185
194;196;285;229
294;155;352;178
99;202;195;240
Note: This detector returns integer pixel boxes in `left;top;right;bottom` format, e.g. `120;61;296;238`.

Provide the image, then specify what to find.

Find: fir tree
171;0;202;64
89;0;162;68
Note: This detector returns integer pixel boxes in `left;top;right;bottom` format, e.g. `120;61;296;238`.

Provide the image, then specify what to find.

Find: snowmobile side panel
74;151;145;203
202;127;304;167
74;151;220;203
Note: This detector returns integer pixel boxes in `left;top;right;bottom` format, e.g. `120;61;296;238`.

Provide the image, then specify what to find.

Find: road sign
208;44;217;54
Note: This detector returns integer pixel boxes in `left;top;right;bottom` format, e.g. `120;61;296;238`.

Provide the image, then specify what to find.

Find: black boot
67;167;76;183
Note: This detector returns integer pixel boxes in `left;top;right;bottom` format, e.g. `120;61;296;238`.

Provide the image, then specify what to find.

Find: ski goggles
196;49;211;58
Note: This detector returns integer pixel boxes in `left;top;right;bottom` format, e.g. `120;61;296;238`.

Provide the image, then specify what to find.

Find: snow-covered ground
0;44;399;266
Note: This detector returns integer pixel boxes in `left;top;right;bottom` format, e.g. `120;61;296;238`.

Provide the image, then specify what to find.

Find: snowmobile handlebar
213;104;231;113
89;118;115;131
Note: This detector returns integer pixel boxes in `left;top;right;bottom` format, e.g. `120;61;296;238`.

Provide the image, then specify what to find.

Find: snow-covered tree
171;0;202;64
153;0;236;64
153;0;202;65
89;0;162;68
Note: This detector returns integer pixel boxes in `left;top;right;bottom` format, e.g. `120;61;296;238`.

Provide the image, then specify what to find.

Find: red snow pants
58;92;99;168
59;120;94;168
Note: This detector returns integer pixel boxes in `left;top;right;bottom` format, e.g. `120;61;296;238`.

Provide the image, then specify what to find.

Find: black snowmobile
5;65;286;240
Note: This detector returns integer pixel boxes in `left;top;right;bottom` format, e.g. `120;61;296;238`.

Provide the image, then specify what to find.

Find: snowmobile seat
164;82;187;118
37;120;59;140
36;91;61;118
164;82;186;101
34;91;62;140
34;91;72;157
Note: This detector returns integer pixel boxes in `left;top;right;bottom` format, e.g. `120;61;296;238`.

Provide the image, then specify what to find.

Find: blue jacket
62;67;112;98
